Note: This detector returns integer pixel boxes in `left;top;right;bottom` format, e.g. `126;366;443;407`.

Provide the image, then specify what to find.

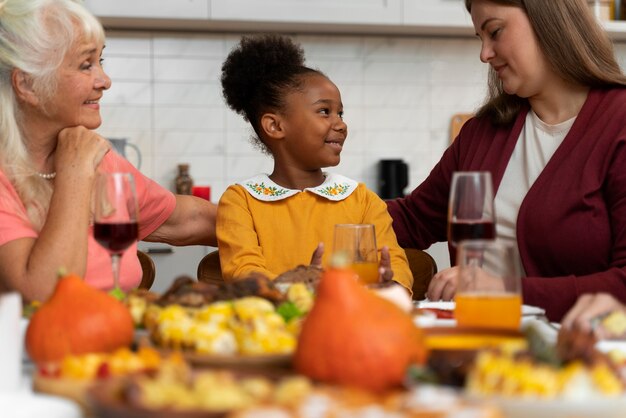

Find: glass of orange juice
333;224;379;285
455;240;522;330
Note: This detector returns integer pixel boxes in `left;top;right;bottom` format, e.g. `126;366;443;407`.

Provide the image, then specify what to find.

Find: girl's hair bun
221;33;307;117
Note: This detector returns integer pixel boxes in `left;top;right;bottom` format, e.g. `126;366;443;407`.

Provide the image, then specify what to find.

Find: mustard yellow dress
217;173;413;292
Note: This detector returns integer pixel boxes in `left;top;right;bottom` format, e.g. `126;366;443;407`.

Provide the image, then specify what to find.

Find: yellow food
466;350;624;399
150;296;298;355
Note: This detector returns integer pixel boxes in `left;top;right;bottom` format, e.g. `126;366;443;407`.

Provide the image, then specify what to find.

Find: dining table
7;300;626;418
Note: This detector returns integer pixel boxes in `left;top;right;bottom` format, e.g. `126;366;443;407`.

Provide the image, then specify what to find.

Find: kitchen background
85;1;626;290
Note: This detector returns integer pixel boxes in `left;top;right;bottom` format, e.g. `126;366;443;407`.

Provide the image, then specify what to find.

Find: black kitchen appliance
378;159;408;199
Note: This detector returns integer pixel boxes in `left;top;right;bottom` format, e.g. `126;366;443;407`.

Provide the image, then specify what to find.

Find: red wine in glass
94;222;138;255
449;221;495;245
94;172;139;297
448;171;495;247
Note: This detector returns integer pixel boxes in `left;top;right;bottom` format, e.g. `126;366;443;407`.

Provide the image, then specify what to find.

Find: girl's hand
378;246;394;282
309;242;324;268
55;126;110;178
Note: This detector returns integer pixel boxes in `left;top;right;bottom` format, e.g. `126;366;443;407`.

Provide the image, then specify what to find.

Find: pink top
0;151;176;291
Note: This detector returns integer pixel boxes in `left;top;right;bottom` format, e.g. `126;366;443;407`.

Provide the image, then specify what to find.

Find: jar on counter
175;163;193;195
588;0;614;20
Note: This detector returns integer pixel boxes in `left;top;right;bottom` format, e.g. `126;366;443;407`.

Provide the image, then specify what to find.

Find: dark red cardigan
387;88;626;321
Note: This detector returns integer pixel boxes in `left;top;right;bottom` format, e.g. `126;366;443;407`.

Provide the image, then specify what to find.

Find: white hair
0;0;104;229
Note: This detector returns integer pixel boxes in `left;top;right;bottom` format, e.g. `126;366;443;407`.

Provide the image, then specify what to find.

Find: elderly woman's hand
55;126;110;177
561;293;626;338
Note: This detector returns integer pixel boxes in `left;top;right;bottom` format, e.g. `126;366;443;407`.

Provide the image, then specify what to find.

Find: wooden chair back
404;248;437;300
450;113;473;143
137;250;156;290
197;250;224;285
195;248;437;299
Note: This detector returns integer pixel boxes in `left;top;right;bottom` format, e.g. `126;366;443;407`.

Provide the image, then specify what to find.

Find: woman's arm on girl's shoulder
145;195;217;247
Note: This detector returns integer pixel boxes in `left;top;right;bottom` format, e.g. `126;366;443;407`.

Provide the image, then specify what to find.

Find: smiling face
279;73;347;170
41;31;111;130
471;1;552;98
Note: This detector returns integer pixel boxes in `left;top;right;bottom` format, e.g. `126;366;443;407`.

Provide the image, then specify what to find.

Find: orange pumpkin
294;264;427;392
25;273;134;364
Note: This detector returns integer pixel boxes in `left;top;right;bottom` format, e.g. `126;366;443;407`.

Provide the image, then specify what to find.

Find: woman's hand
561;293;626;337
55;126;110;178
426;266;459;300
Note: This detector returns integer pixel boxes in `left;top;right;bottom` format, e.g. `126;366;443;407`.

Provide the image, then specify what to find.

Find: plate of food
481;395;626;418
170;351;293;369
88;363;309;418
88;364;499;418
465;326;626;418
415;300;545;316
31;346;178;415
141;292;309;369
413;300;546;328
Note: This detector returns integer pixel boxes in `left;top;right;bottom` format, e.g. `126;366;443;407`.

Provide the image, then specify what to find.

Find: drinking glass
333;224;379;285
93;172;139;298
448;171;495;247
454;240;522;330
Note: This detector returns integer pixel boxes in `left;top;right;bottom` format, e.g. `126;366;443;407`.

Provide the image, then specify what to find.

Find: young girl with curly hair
218;34;412;293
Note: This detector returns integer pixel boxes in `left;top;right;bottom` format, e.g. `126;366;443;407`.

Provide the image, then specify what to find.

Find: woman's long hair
0;0;104;230
465;0;626;125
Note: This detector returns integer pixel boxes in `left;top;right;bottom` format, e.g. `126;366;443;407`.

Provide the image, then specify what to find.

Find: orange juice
350;262;379;285
455;292;522;330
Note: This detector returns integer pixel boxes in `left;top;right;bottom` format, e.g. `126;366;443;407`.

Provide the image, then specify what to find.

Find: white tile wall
97;31;626;269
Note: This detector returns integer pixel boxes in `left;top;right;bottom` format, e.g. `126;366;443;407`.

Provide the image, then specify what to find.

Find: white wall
96;31;626;271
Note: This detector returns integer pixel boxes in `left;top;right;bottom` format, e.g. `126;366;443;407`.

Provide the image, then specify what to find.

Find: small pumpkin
294;263;427;392
25;273;134;364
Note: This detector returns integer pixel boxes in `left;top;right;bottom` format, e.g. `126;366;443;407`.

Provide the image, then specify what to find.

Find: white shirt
494;110;576;276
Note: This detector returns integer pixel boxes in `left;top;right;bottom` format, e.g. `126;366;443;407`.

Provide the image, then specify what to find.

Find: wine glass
455;240;522;330
93;172;139;298
333;224;379;285
448;171;495;247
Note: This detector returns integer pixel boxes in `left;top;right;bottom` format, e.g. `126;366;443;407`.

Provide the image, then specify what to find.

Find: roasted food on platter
417;327;526;387
148;296;304;356
154;275;288;308
124;288;160;327
89;360;501;418
33;347;182;413
274;264;323;292
466;326;625;399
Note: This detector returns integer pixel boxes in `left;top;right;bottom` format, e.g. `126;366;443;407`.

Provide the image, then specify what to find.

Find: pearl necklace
36;171;57;180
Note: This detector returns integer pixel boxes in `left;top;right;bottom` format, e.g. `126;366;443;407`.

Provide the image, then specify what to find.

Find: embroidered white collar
239;172;358;202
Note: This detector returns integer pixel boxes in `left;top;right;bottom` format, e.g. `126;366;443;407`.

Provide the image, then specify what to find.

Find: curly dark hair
220;34;323;153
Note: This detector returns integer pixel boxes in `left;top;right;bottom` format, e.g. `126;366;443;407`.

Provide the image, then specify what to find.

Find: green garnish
109;287;126;301
276;301;303;322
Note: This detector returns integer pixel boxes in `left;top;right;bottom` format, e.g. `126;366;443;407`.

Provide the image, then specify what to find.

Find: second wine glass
448;171;495;247
93;172;139;296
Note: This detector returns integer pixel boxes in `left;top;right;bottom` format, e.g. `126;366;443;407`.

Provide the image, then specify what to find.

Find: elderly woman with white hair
0;0;216;302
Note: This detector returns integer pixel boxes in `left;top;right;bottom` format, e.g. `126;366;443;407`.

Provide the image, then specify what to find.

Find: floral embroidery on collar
246;181;291;197
239;173;358;202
